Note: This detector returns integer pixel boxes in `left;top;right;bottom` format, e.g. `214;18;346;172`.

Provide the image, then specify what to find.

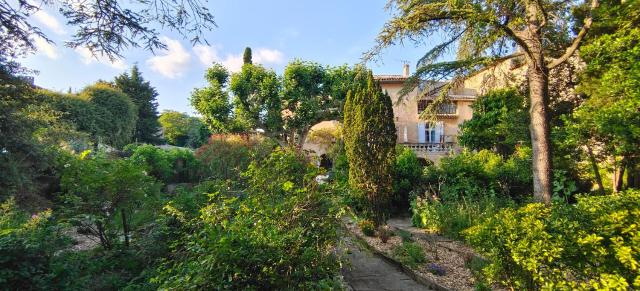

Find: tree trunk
121;208;130;248
526;55;553;205
586;144;605;195
524;3;553;205
613;156;626;192
627;165;639;189
96;221;111;250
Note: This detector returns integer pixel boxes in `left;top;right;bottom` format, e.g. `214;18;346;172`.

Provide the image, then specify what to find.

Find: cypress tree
343;69;396;225
114;65;162;144
243;47;252;64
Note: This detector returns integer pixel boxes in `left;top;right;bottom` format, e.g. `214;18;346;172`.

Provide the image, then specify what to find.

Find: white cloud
193;44;221;65
222;54;244;73
34;36;59;59
33;10;66;35
254;48;284;64
193;45;285;73
146;37;191;78
75;47;127;70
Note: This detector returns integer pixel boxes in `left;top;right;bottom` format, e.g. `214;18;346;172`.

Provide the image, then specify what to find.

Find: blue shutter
418;122;425;143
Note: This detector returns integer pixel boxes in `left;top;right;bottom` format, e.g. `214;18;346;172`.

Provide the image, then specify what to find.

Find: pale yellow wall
463;59;527;94
380;81;476;144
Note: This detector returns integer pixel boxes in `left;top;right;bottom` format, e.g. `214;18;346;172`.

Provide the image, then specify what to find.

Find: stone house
304;60;528;164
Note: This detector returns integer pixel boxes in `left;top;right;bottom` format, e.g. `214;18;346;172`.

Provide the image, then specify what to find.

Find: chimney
402;63;410;77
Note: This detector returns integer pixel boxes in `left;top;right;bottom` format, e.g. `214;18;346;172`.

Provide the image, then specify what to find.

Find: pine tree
343;69;396;225
243;47;252;64
114;65;161;144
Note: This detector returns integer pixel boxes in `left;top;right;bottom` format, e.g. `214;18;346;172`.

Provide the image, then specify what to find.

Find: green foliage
411;196;512;240
424;147;532;201
1;72;84;201
127;144;202;184
459;89;530;155
195;134;276;181
392;241;427;268
243;47;252;64
60;152;161;250
0;198;70;289
190;64;233;133
230;63;283;136
563;0;640;191
158;110;210;148
358;219;376;237
393;145;423;213
114;65;162;144
153;148;341;289
465;189;640;290
193;60;358;146
78;82;138;148
343;69;396;225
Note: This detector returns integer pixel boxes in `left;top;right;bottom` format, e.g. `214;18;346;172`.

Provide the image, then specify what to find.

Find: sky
21;0;439;115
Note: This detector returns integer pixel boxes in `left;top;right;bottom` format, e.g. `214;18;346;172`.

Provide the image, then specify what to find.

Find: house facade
375;64;514;163
303;61;525;164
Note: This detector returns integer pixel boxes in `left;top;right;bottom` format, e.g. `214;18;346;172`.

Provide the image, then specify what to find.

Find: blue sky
22;0;437;114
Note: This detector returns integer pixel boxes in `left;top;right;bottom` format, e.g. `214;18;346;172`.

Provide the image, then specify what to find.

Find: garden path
341;235;432;291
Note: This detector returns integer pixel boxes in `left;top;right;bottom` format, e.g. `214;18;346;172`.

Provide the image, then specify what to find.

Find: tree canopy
192;60;358;146
459;89;530;156
158;110;209;148
0;0;216;62
114;65;162;144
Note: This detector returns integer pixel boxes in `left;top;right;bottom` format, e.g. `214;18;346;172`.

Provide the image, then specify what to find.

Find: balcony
417;100;458;118
402;142;456;154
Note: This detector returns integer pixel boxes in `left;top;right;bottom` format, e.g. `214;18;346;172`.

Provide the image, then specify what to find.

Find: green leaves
154;148;341;289
459;88;530;155
158;110;209;148
344;69;396;224
465;189;640;289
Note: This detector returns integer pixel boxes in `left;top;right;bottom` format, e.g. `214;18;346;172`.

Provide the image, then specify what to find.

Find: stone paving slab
341;236;432;291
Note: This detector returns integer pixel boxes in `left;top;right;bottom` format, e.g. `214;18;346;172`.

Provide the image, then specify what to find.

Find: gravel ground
345;218;478;291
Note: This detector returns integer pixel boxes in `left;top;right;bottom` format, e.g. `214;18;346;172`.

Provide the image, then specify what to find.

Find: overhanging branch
547;0;599;69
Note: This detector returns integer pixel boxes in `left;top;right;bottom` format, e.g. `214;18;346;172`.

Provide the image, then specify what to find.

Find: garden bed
344;218;479;291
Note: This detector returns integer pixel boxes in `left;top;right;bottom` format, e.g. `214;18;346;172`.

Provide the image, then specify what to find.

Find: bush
59;151;161;250
464;189;640;290
411;196;512;239
423;146;532;201
392;241;427;268
158;110;209;148
78;83;138;148
195;134;276;182
392;145;423;213
358;219;376;236
153;148;342;289
127;144;202;184
0;198;70;289
378;225;393;243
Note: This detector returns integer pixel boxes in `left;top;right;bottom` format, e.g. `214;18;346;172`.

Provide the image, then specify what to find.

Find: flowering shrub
358;219;376;236
465;189;640;290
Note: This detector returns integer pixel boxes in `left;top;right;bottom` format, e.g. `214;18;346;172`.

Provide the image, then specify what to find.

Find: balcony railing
402;142;456;153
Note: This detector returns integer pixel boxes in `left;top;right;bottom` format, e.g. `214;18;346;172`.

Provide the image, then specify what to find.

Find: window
418;122;444;143
417;100;457;115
